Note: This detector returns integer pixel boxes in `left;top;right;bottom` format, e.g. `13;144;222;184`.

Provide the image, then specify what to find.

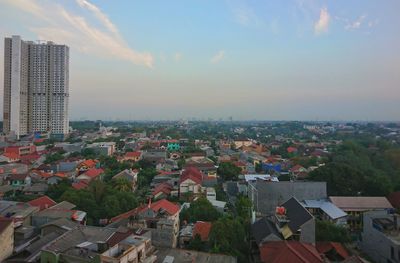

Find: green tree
209;217;248;262
180;198;221;223
217;162;241;181
316;220;351;243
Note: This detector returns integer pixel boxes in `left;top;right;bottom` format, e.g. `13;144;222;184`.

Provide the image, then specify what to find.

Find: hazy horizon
1;0;399;121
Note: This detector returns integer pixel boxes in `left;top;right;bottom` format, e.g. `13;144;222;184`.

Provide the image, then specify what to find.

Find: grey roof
251;217;282;245
44;226;116;254
51;201;76;210
41;218;79;231
282;197;313;233
112;169;136;181
23;183;48;193
58;162;78;172
303;199;347;219
26;232;60;254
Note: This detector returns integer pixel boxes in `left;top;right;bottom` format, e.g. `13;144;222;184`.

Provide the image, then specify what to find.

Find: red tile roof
80;159;97;168
143;199;180;216
3;152;20;160
180;167;203;185
72;181;89;190
260;241;323;263
110;206;145;223
316;242;350;260
287;147;298;153
193;221;212;241
28;196;57;211
83;168;104;178
125;151;141;158
153;183;173;196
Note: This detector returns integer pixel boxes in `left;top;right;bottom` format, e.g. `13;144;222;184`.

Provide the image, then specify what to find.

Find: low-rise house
361;210;400;263
0;163;29;175
86;142;116;156
251;217;283;249
0;217;14;262
8;173;31;188
142;150;167;166
302;199;347;226
110;199;180;248
0;152;20;163
156;247;236;263
179;167;203;196
274;197;316;244
289;164;308;179
153;182;174;199
32;201;87;227
193;221;212;242
77;159;98;171
244;174;279;183
316;242;350;262
46;173;68;185
184;158;217;177
259;241;323;263
40;226;157;263
329;196;393;231
23;183;48;195
50;161;78;178
234;139;252;149
248;181;327;216
76;168;104;183
112;169;138;191
0;201;39;227
27;196;57;211
122;151;142;162
72;181;89;190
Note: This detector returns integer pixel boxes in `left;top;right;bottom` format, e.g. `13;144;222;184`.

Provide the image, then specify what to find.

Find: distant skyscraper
3;36;69;139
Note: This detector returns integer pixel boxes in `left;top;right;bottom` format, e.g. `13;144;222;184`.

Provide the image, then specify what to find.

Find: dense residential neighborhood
0;120;398;262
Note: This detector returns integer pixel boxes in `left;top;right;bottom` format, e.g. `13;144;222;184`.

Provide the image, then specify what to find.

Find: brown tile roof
260;241;323;263
329;196;393;211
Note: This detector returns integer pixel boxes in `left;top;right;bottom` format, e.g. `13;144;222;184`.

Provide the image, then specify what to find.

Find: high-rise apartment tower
3;35;69;139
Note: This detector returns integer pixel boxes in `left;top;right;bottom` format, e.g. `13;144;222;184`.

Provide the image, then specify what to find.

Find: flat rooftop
155;248;236;263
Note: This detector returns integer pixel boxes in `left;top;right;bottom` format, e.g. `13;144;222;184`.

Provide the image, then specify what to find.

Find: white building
3;36;69;139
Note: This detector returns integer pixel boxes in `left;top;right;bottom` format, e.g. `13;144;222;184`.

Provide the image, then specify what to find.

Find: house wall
361;211;400;263
0;221;14;262
248;181;327;215
300;218;315;244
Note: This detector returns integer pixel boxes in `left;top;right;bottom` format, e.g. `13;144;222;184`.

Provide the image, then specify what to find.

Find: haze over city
0;0;399;121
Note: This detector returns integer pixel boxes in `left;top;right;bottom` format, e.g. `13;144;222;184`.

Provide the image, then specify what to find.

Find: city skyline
0;0;399;121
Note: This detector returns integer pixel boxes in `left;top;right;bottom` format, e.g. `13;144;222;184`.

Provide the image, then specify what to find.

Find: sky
0;0;399;121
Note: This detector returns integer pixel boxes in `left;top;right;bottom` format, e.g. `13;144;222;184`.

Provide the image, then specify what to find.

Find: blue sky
0;0;399;121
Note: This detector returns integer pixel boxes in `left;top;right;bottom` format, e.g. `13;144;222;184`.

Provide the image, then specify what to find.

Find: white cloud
345;15;366;30
210;50;225;64
227;0;261;27
314;8;330;35
2;0;153;68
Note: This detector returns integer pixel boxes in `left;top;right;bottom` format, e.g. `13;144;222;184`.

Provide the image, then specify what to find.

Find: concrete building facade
3;35;69;139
